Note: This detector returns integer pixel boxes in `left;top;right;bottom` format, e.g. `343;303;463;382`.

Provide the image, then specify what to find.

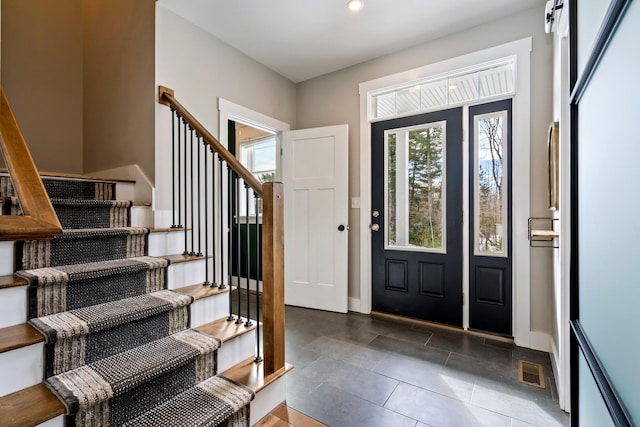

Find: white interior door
281;125;349;312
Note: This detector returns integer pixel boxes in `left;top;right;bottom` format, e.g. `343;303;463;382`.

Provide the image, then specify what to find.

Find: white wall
155;5;297;217
296;6;554;337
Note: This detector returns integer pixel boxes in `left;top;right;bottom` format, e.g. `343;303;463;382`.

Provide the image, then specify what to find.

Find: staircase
0;174;291;426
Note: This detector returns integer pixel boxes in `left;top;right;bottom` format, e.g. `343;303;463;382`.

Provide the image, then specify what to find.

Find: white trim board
358;38;533;348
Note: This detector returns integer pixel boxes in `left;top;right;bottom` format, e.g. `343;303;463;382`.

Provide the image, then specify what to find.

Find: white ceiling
158;0;543;83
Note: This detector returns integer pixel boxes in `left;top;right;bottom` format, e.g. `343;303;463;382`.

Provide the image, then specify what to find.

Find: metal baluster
226;165;235;321
177;115;183;229
170;106;177;229
254;192;262;363
196;134;203;257
189;126;195;256
182;118;188;255
202;138;210;286
235;176;243;325
216;155;224;289
210;150;218;288
245;185;253;328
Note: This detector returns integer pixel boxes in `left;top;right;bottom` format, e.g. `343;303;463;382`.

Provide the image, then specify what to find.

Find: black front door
371;108;463;326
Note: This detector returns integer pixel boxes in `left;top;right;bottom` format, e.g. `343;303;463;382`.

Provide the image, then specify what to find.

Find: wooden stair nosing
0;275;28;290
161;253;213;264
174;282;229;300
0;383;65;427
255;404;328;427
150;227;187;233
0;323;44;353
222;357;293;394
196;317;257;343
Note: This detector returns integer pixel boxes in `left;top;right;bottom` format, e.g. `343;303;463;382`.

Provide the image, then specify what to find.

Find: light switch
351;197;361;209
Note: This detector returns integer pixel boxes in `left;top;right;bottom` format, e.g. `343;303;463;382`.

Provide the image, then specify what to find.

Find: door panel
282;125;349;313
371;108;463;326
468;99;512;336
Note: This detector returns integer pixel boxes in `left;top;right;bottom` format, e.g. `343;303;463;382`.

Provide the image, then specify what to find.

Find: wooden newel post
261;182;285;375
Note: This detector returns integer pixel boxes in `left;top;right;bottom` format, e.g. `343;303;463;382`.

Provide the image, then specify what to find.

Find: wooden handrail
158;86;264;197
0;87;62;241
158;85;285;375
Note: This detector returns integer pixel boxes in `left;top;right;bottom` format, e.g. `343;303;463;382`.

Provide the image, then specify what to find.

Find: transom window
370;59;515;120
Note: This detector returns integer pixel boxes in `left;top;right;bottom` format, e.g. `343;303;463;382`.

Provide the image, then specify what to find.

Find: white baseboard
528;331;551;352
348;297;361;312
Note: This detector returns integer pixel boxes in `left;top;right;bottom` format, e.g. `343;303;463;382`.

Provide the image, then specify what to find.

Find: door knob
338;224;346;231
370;223;380;232
372;210;380;218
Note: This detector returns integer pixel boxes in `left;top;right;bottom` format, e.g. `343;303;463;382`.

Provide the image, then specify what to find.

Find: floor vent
518;360;546;388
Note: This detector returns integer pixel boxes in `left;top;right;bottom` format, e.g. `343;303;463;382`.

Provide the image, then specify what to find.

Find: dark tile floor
282;306;570;427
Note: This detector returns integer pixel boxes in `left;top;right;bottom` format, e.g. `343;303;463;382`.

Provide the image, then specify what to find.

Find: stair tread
0;383;65;427
222;357;293;394
46;329;221;414
0;168;135;184
121;374;254;427
196;317;256;342
162;253;212;264
50;198;133;206
174;282;229;300
18;256;167;276
151;227;187;233
0;274;27;289
0;323;44;353
30;290;193;341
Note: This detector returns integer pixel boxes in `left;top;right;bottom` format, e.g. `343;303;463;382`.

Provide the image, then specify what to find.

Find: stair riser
0;287;27;329
38;415;64;427
0;343;44;397
190;293;229;328
148;231;185;256
217;330;256;373
250;375;287;426
0;242;14;276
166;259;206;289
131;206;153;228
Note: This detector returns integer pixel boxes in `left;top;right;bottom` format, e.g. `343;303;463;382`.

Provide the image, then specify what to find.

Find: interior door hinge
280;147;283;156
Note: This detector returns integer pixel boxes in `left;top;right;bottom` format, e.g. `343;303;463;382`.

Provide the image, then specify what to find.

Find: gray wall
296;6;554;336
1;0;83;174
1;0;156;180
83;0;156;181
154;5;297;215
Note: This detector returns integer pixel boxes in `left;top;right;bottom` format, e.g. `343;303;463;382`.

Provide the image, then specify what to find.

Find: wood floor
255;404;327;427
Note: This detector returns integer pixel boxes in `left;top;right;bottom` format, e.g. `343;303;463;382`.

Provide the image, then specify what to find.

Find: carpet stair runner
1;175;254;426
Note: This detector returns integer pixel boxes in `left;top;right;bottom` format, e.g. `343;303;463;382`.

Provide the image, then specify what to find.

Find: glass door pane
385;122;446;252
473;111;508;256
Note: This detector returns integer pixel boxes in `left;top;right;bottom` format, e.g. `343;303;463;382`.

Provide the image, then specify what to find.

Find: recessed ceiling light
347;0;364;12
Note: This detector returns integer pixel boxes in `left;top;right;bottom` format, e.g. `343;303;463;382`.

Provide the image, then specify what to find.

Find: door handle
370;223;380;232
338;224;348;231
